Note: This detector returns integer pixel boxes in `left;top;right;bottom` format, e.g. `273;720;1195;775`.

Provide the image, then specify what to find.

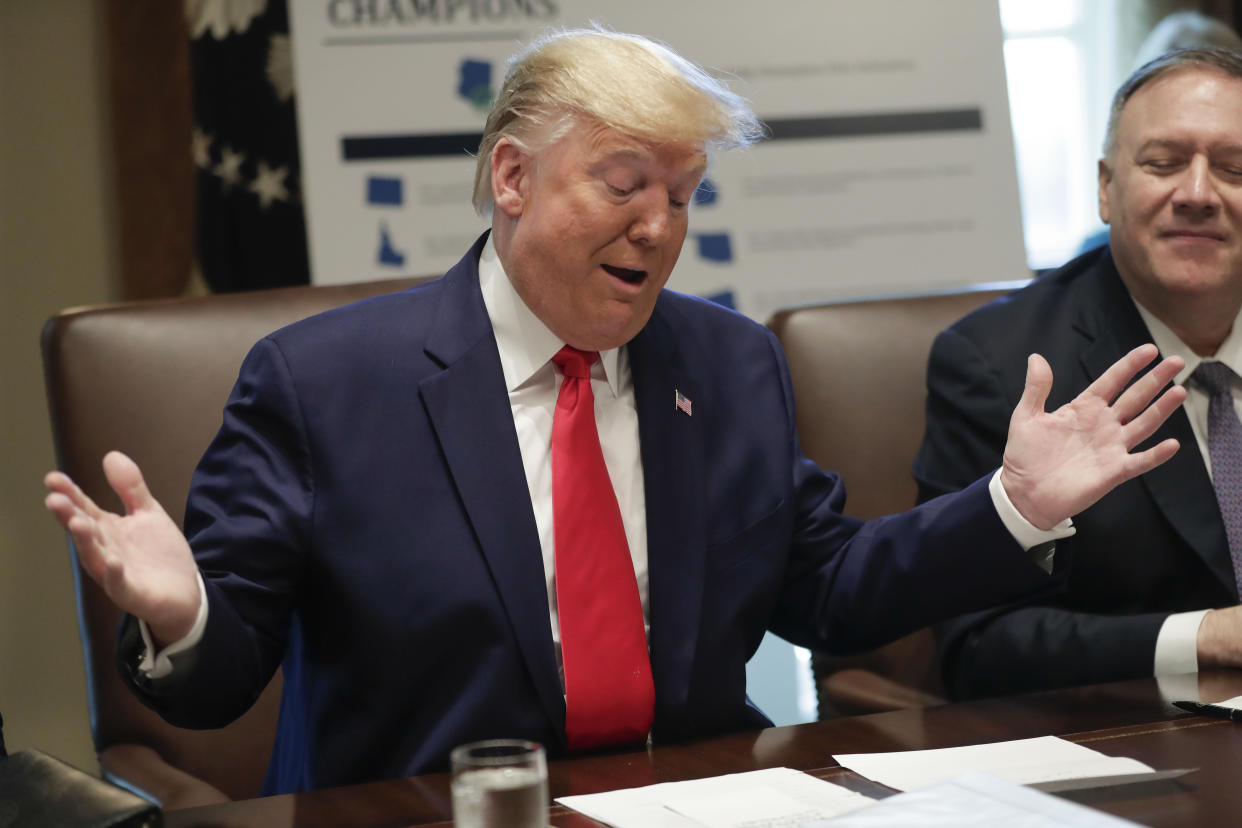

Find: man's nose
628;191;673;245
1172;155;1221;215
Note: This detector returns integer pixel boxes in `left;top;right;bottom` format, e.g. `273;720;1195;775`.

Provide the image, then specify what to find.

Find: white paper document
833;736;1155;792
804;771;1142;827
556;767;873;827
1211;694;1242;709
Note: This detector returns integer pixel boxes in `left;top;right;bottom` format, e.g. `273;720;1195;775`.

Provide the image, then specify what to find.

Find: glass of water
450;739;548;828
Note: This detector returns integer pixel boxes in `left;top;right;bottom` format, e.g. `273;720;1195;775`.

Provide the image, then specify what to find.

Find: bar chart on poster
290;0;1027;320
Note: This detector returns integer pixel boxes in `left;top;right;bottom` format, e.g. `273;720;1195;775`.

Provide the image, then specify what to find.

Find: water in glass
451;765;547;828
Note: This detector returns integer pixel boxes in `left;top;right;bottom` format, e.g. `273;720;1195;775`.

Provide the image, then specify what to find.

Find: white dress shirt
1134;301;1242;678
477;236;649;680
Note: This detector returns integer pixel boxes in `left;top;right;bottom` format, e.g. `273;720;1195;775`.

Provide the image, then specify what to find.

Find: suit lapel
417;242;566;733
627;301;708;718
1076;256;1235;595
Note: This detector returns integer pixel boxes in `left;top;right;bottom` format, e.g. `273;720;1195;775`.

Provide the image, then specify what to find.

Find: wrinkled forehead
526;112;708;169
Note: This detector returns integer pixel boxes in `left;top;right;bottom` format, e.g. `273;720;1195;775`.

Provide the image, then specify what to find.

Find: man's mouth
1163;229;1225;241
602;264;648;285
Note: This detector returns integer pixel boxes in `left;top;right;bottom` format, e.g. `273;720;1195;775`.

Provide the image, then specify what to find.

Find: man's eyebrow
1134;138;1189;154
585;149;646;179
1135;137;1242;155
592;145;649;164
676;164;708;190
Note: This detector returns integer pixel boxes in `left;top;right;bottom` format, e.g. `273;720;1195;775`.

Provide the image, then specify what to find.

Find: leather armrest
99;743;230;811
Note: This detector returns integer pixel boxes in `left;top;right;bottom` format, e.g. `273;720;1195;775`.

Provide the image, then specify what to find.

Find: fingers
44;490;83;531
43;470;104;521
102;451;157;516
45;491;111;583
45;483;110;578
1084;343;1161;405
1014;353;1053;421
69;515;113;585
1122;382;1188;449
44;451;152;518
1110;352;1186;424
1120;436;1181;481
44;457;132;589
44;453;169;610
1097;348;1185;452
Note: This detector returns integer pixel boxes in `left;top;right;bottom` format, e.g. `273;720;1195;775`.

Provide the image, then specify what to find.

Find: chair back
42;276;427;801
768;285;1011;715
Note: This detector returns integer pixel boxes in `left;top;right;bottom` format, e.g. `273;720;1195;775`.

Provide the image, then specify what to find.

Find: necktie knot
553;345;598;379
1194;360;1237;399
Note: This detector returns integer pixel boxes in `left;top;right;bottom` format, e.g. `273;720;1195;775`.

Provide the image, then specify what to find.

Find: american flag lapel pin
674;389;693;417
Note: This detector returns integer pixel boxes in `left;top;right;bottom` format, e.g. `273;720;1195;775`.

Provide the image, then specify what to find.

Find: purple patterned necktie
1193;360;1242;592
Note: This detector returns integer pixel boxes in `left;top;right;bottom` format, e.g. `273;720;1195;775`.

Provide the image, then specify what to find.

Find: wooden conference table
166;670;1242;828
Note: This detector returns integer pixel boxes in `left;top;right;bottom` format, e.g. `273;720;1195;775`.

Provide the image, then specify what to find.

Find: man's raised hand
1000;344;1186;530
44;451;200;646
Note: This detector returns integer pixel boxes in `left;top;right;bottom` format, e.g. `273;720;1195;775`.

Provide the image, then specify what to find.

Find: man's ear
1098;158;1113;224
491;137;529;219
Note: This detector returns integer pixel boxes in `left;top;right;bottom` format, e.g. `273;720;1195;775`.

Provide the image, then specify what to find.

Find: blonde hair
472;26;762;216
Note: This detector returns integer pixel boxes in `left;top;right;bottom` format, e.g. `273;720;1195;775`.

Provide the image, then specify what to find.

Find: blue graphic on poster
367;176;403;206
695;233;733;263
693;178;718;207
377;222;405;267
458;59;494;112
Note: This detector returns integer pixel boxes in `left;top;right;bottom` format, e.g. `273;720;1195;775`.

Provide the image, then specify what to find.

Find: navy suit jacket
122;235;1064;793
915;247;1236;701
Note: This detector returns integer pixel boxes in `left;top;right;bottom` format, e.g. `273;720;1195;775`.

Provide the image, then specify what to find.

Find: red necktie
551;345;655;750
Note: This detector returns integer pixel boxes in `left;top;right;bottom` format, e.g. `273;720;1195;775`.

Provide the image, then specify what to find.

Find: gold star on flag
249;161;290;209
191;127;213;169
213;146;245;190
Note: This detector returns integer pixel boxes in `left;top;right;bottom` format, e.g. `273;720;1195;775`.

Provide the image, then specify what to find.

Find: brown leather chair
767;285;1012;718
42;276;427;809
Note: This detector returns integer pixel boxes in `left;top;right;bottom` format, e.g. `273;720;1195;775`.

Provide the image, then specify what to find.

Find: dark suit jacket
915;247;1237;701
121;235;1064;793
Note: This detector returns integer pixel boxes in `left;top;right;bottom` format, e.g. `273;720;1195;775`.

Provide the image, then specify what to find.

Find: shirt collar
477;234;626;396
1132;297;1242;385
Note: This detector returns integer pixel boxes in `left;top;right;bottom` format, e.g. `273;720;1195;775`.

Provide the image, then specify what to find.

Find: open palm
44;451;200;645
1001;344;1186;530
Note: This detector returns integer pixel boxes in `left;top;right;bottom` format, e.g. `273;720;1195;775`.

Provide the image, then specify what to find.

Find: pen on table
1172;700;1242;721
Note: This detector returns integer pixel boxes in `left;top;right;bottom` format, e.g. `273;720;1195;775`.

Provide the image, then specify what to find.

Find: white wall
0;0;118;771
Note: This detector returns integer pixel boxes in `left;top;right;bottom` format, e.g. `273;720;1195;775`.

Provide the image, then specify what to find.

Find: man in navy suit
46;28;1186;793
916;48;1242;701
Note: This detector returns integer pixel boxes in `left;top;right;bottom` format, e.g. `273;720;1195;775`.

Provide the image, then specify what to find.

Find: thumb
101;451;157;516
1014;353;1053;422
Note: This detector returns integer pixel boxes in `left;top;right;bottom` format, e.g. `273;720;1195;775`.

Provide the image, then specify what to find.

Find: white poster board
291;0;1026;320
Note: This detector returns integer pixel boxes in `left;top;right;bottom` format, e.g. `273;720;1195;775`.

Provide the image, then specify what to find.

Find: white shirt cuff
988;470;1074;573
1154;609;1208;677
137;573;208;680
1155;671;1200;705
